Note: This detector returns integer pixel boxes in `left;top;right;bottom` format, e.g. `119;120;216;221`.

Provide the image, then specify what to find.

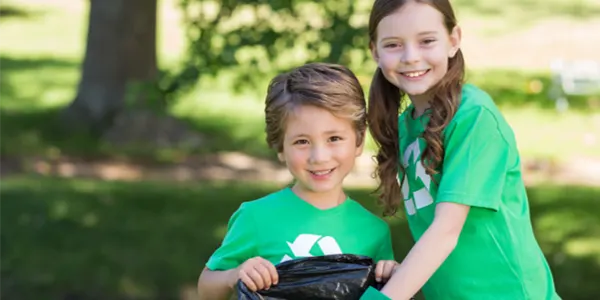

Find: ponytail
368;68;405;216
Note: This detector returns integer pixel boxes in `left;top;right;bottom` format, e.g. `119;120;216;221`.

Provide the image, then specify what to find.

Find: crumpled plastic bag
236;254;384;300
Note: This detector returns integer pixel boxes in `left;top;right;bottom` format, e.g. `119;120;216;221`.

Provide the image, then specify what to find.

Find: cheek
377;51;398;69
335;144;358;160
284;150;306;169
426;47;450;66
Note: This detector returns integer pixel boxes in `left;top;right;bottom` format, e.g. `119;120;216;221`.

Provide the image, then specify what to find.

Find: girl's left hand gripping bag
236;254;384;300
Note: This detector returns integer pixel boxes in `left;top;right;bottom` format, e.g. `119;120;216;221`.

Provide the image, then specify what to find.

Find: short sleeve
205;203;257;270
436;107;509;211
375;226;395;262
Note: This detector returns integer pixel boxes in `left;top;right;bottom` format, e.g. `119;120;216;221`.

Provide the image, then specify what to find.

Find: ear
277;152;285;163
370;42;380;63
448;25;462;58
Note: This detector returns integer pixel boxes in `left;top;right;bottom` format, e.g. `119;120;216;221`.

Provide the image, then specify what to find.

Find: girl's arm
197;267;238;300
380;202;470;300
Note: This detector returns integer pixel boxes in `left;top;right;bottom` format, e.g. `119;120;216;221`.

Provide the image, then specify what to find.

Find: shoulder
450;84;510;131
456;83;500;116
445;83;517;145
345;200;391;233
235;188;293;216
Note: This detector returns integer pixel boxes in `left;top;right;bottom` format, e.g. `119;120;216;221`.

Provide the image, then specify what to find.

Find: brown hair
367;0;465;216
264;62;367;152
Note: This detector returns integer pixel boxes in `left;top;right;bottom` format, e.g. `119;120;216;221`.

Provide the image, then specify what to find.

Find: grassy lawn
2;176;600;299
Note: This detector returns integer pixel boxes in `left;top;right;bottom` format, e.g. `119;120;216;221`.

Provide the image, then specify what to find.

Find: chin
310;183;340;194
405;84;435;96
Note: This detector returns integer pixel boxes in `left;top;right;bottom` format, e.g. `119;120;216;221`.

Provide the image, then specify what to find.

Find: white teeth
404;70;427;77
311;169;333;175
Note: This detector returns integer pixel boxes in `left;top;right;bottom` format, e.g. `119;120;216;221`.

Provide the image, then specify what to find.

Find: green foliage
164;0;600;99
163;0;373;97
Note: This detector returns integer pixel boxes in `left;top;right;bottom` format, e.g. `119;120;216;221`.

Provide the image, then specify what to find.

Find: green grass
1;176;600;299
454;0;600;35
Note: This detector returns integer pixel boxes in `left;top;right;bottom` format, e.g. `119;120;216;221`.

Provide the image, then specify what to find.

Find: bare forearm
380;222;459;299
197;268;236;300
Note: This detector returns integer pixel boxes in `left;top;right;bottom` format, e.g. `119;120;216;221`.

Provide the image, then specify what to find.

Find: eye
329;136;344;142
384;43;400;48
422;39;436;45
293;139;309;145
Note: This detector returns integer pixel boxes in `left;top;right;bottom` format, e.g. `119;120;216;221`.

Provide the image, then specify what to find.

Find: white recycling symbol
280;234;342;262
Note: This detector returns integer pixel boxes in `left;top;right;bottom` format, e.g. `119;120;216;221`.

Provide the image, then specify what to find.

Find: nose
309;144;331;165
400;44;420;64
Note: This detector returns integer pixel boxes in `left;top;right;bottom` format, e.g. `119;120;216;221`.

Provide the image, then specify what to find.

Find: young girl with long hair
361;0;561;299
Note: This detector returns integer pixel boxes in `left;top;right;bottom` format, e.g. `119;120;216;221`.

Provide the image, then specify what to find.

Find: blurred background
1;0;599;299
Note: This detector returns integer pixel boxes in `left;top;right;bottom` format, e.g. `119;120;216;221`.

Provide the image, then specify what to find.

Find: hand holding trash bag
236;254;385;300
233;256;279;292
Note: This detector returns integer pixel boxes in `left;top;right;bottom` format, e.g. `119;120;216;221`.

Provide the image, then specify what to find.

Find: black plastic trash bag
236;254;384;300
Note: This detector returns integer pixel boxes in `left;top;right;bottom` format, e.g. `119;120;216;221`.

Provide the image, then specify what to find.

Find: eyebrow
289;130;346;140
418;31;438;36
380;31;439;41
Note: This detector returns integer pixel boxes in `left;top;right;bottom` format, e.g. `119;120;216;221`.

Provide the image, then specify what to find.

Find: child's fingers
382;261;396;280
240;269;259;292
247;267;266;290
253;263;273;288
262;260;279;285
375;261;385;282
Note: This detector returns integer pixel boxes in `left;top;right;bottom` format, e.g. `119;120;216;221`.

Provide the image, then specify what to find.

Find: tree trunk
63;0;158;134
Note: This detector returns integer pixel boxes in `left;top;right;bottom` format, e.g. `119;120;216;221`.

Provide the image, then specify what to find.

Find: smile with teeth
401;70;429;78
309;168;334;176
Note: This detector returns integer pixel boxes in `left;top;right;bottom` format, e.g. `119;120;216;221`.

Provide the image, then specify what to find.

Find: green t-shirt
398;84;560;300
206;187;394;270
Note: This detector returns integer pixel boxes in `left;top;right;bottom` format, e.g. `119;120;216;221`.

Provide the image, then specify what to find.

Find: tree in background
62;0;372;137
63;0;159;134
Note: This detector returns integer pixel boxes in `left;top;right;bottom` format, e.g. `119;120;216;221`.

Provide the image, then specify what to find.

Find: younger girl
197;63;398;300
361;0;561;299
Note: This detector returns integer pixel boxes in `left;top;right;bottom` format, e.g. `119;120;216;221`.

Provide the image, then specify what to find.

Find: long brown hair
367;0;465;216
264;63;367;152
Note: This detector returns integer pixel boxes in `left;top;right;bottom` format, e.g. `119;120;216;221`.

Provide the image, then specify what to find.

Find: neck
291;185;346;210
408;93;432;118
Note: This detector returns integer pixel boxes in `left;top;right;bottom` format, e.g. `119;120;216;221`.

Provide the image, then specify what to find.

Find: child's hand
232;257;279;292
375;260;399;283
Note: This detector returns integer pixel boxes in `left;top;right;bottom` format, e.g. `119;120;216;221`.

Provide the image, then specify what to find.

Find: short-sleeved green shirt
397;84;560;299
206;187;394;270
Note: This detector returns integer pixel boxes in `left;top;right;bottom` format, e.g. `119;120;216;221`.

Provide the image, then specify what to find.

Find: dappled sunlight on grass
0;0;88;59
564;238;600;264
455;0;600;24
502;107;600;161
170;88;271;157
0;56;79;111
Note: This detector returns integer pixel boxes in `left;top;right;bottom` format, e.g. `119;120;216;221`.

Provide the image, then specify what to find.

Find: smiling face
278;105;364;199
371;1;461;99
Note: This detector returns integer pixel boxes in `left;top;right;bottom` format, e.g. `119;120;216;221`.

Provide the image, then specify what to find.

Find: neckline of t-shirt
405;82;475;121
283;187;352;215
404;104;430;134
